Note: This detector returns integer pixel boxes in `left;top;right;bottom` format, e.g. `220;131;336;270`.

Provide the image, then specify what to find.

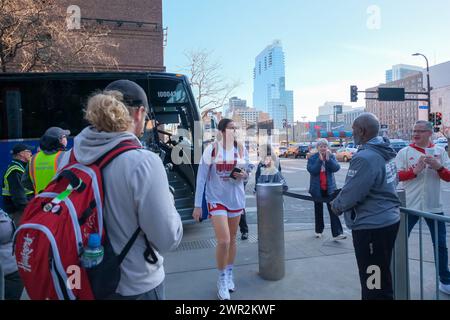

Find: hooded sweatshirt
59;126;183;296
331;136;400;230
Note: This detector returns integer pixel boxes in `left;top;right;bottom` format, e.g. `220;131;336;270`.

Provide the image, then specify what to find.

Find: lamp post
413;53;431;118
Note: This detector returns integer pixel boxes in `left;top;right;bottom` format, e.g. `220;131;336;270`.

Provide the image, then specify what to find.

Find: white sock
226;264;233;273
218;269;226;280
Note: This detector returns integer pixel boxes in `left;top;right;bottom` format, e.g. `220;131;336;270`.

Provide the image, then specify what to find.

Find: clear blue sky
163;0;450;121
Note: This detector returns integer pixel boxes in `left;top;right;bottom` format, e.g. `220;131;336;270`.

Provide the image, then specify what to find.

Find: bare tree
0;0;118;72
182;49;240;116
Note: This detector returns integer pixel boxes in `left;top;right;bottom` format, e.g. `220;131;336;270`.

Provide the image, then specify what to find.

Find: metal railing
394;189;450;300
281;189;450;300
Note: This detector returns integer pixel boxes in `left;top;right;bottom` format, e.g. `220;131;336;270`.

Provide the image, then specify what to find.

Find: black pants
314;202;343;237
352;222;400;300
4;271;24;300
239;209;248;234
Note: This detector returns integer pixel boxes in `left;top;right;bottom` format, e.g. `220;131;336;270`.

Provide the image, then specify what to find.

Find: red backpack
13;140;157;300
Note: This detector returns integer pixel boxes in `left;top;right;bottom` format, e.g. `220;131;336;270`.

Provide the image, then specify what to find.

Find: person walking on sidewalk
307;138;346;240
331;113;400;300
396;120;450;295
192;118;248;300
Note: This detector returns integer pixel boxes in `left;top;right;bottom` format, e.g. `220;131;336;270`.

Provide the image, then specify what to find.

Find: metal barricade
281;188;450;300
395;204;450;300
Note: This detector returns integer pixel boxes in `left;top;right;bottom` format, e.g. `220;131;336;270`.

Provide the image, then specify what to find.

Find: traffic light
350;85;358;102
436;112;443;126
429;112;436;126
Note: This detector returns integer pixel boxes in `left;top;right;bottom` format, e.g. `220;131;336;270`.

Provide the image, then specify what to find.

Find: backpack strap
117;227;158;265
96;140;142;169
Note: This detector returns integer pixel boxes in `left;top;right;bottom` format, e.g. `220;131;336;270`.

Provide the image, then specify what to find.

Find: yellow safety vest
29;151;62;195
2;160;34;196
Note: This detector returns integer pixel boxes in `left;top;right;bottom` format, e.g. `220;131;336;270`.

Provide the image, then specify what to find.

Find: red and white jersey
194;142;248;211
395;143;450;213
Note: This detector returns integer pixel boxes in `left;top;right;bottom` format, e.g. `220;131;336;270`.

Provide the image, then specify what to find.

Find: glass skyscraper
252;40;294;129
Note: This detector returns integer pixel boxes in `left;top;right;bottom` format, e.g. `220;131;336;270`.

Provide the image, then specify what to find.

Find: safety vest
29;151;62;195
2;160;34;197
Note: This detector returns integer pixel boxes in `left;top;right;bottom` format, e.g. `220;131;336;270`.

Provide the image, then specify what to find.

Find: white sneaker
315;233;322;238
439;282;450;295
333;234;347;241
217;277;230;300
226;270;235;292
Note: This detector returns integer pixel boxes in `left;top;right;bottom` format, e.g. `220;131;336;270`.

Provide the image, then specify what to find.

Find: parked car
335;147;358;162
306;148;318;159
434;138;448;151
285;145;298;158
345;141;356;149
329;142;344;153
389;139;408;153
285;144;309;158
276;146;288;157
295;145;310;158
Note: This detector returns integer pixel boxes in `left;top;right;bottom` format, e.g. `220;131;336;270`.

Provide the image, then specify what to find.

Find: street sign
378;88;405;101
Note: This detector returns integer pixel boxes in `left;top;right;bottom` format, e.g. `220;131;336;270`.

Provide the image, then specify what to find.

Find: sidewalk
164;221;450;300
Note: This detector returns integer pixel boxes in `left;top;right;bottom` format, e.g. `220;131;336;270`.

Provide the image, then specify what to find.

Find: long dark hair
217;118;238;149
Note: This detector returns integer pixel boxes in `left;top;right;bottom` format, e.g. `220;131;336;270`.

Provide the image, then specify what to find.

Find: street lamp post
413;53;431;118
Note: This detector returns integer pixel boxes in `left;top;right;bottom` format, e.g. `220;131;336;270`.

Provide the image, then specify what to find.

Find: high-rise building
225;96;247;116
337;107;365;129
229;97;247;110
252;40;294;129
385;64;422;83
366;73;423;139
316;102;352;122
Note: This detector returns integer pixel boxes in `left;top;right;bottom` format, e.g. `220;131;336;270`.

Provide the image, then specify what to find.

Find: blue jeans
108;281;165;300
408;212;450;285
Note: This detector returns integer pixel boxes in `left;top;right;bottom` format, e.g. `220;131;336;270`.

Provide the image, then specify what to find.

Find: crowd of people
1;79;450;300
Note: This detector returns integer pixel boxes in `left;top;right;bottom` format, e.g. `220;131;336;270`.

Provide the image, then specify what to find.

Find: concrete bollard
256;183;285;280
392;188;410;300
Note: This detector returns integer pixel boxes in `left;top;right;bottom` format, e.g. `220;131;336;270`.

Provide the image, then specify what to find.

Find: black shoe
241;232;248;240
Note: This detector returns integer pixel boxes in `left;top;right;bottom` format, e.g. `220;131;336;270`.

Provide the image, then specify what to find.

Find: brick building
365;73;424;140
60;0;164;72
6;0;164;72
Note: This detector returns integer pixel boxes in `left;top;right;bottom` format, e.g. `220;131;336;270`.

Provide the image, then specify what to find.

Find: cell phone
230;167;243;179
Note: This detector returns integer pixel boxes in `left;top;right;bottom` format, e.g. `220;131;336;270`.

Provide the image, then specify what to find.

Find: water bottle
81;233;104;268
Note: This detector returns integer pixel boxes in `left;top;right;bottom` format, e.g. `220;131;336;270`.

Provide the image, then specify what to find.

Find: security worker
1;144;34;223
23;127;70;195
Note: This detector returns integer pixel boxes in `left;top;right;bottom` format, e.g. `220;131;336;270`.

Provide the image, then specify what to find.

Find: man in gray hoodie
59;80;183;299
331;113;400;300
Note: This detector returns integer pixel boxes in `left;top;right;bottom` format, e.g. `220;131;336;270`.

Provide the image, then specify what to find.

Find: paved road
244;157;450;227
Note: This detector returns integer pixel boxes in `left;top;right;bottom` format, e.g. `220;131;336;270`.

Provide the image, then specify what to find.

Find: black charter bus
0;72;202;222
